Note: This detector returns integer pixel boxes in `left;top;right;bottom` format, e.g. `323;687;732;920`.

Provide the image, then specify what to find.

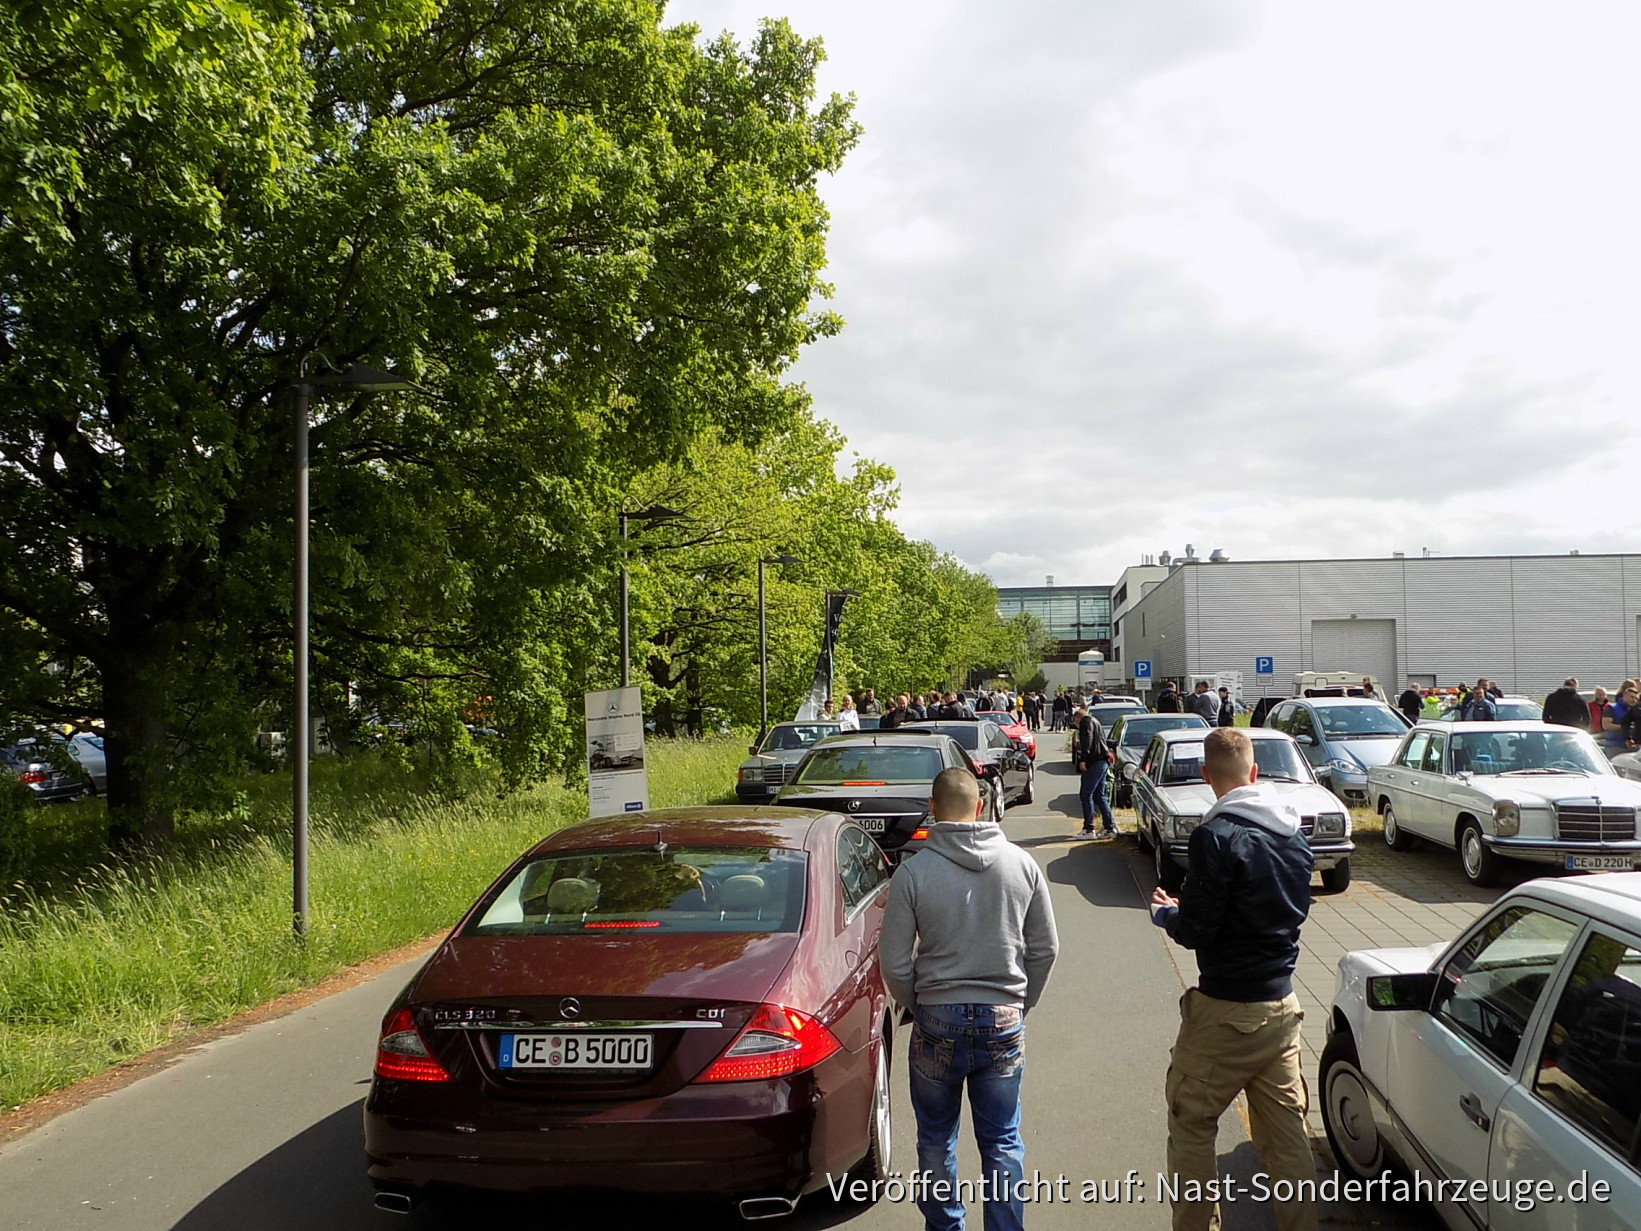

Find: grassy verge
0;736;745;1111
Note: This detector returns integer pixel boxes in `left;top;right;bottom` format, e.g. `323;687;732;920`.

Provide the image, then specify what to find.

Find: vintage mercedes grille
1554;804;1637;843
765;763;796;785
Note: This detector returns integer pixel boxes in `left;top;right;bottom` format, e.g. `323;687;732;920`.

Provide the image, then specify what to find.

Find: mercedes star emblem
847;799;861;812
559;997;581;1019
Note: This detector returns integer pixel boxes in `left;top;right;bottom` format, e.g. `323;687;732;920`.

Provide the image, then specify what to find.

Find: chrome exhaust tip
738;1195;799;1221
373;1190;416;1215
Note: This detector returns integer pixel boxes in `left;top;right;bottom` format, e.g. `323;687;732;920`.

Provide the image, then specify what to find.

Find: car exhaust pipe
738;1195;799;1221
373;1190;416;1215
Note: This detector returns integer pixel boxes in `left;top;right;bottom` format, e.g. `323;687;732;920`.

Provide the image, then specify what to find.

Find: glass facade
996;586;1112;644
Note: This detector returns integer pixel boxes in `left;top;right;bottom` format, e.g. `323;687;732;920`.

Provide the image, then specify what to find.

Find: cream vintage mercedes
1366;721;1641;887
1319;873;1640;1230
1128;726;1355;893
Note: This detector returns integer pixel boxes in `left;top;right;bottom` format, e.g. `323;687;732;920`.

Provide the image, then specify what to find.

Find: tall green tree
0;0;858;844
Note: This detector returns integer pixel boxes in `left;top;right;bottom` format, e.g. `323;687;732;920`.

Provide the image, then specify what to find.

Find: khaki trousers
1164;989;1317;1231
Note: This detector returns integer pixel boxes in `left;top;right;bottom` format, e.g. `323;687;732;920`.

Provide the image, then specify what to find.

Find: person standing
1357;677;1379;700
1156;681;1182;714
1187;681;1220;723
1050;690;1069;732
880;767;1059;1231
1396;683;1423;724
858;688;883;717
1588;686;1609;737
1217;686;1235;728
1602;681;1637;754
936;691;976;720
1071;704;1116;840
1150;728;1316;1231
836;694;861;731
1543;677;1589;729
908;693;928;722
1460;681;1496;722
880;694;911;730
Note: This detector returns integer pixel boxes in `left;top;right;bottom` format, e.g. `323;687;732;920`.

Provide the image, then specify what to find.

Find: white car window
1399;731;1430;768
1531;930;1641;1158
1421;732;1446;774
1433;906;1580;1069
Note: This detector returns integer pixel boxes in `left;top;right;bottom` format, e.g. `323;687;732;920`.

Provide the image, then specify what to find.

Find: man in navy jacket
1150;728;1317;1231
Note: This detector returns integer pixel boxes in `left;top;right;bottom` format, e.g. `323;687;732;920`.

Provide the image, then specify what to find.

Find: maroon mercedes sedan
363;807;895;1218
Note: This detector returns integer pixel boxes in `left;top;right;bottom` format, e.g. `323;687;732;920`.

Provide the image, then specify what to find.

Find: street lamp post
757;554;801;742
618;506;681;688
293;362;417;940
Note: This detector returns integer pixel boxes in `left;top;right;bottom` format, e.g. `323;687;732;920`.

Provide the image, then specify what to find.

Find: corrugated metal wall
1121;571;1190;687
1165;554;1641;697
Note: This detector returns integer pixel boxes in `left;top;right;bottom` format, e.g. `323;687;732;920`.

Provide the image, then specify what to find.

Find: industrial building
1111;550;1641;700
995;582;1111;661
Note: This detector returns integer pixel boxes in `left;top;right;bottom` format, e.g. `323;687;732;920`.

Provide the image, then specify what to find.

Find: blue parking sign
1255;657;1274;675
1133;660;1152;679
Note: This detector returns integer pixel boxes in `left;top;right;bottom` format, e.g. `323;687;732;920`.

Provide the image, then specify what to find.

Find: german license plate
499;1032;653;1070
857;817;887;833
1565;854;1636;871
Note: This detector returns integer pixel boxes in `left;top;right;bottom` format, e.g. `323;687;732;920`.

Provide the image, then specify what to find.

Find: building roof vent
1209;548;1228;562
1046;574;1054;586
1159;550;1172;566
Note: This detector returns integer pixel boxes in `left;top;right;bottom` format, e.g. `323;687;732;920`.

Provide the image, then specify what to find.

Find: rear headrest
719;874;769;913
544;877;598;916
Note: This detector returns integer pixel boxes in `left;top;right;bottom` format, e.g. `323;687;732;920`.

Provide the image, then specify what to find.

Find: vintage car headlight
1314;812;1347;838
1172;815;1202;840
738;766;762;784
1493;801;1520;837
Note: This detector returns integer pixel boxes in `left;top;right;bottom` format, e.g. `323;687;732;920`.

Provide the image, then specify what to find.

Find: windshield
1449;731;1611;776
1120;716;1208;747
796;744;945;784
467;847;806;935
1315;705;1409;737
760;724;838;752
1091;704;1145;725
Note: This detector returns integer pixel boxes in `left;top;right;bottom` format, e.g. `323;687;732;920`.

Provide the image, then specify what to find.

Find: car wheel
1019;763;1034;806
1320;1030;1390;1182
1382;803;1416;852
1135;817;1152;853
1153;831;1184;893
990;780;1005;823
1320;858;1351;893
1458;818;1503;888
845;1028;893;1194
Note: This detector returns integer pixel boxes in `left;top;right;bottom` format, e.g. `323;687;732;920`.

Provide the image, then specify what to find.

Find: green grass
0;736;745;1111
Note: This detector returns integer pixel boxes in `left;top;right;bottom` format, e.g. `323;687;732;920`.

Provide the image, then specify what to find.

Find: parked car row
2;731;105;801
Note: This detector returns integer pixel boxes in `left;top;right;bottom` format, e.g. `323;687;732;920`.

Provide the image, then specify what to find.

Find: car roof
769;720;839;728
1153;726;1289;743
815;729;944;744
532;806;832;856
1505;873;1641;932
1299;696;1396;708
1413;719;1562;732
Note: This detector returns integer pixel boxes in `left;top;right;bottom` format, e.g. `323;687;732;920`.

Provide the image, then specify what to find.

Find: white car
1130;727;1355;893
66;732;106;794
1367;721;1641;887
1320;873;1641;1230
1613;750;1641;783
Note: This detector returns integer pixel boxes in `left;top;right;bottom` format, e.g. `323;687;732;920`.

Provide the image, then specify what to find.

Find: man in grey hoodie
1149;728;1316;1231
880;767;1059;1231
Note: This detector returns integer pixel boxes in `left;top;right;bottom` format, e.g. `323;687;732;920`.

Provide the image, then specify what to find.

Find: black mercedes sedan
901;720;1034;814
773;730;978;864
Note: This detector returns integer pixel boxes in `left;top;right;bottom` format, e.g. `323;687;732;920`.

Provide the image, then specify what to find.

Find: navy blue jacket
1163;813;1312;1002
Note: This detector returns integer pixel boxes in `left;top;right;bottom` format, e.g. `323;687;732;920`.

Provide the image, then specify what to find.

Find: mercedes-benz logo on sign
559;997;581;1019
847;800;862;812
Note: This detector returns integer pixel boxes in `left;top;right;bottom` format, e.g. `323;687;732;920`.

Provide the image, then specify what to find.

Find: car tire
1382;803;1416;852
1320;858;1351;893
1320;1030;1391;1183
1457;818;1504;888
1019;763;1034;806
1153;832;1184;893
845;1027;893;1196
1135;817;1152;853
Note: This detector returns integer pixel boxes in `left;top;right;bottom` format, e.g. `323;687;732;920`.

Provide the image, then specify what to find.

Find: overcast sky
666;0;1641;586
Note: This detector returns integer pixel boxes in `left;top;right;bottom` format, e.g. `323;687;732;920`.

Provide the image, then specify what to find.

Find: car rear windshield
1162;740;1313;784
466;847;807;935
761;724;837;752
796;745;944;784
1315;705;1409;736
1121;716;1206;747
1449;731;1609;776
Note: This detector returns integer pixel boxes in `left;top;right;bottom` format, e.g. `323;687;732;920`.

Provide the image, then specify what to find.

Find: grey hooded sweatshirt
879;821;1059;1013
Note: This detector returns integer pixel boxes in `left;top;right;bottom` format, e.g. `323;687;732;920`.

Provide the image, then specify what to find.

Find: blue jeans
1078;762;1112;832
908;1004;1027;1231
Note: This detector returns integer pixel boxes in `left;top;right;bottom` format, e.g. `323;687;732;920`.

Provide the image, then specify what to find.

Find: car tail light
971;760;987;774
911;827;929;841
695;1004;841;1083
375;1008;450;1082
19;769;44;785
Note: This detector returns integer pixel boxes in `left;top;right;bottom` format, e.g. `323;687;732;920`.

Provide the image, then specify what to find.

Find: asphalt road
0;741;1431;1231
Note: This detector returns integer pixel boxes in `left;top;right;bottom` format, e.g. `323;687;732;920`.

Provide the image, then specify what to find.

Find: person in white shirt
836;694;860;731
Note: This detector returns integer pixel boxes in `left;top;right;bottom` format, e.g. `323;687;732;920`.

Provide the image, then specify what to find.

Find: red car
977;710;1037;760
363;807;894;1218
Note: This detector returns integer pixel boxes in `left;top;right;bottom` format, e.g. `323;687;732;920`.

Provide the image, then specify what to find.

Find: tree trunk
102;636;176;850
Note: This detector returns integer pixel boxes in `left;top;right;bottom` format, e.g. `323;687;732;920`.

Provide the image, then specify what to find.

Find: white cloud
668;0;1641;583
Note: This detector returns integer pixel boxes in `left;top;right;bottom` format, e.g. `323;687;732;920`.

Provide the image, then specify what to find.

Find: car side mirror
1294;734;1315;746
1366;972;1438;1011
749;744;759;755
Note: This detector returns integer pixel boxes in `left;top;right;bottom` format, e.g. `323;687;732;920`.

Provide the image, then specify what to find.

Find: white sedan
1130;726;1355;893
1367;721;1641;886
1320;873;1640;1229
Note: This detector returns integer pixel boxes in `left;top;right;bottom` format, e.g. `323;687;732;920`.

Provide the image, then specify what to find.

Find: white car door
1406;729;1451;840
1489;923;1641;1230
1381;730;1430;823
1386;904;1583;1229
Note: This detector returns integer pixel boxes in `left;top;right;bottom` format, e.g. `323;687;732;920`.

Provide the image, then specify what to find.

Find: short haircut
930;767;981;819
1565;677;1579;688
1203;728;1254;781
